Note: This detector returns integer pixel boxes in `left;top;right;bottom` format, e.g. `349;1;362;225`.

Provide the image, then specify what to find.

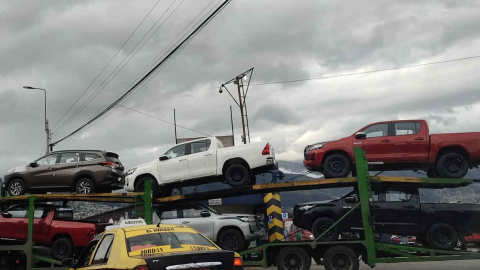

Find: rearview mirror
159;156;169;161
344;196;358;203
355;132;366;139
200;210;211;217
61;258;75;267
1;212;12;218
29;162;38;168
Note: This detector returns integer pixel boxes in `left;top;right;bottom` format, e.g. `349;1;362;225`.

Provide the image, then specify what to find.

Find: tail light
101;161;116;168
234;257;243;270
133;265;150;270
262;143;270;155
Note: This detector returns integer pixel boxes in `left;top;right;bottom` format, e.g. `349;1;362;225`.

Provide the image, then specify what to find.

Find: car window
76;240;99;268
84;153;102;161
182;206;204;218
8;205;28;218
157;209;178;219
164;144;186;159
33;206;50;219
395;122;420;136
362;124;389;138
91;234;115;265
59;152;80;164
36;154;59;166
191;140;211;154
126;232;215;253
385;190;412;202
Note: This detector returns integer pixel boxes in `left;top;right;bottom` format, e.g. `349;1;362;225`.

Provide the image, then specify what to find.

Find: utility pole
219;68;254;144
22;86;51;154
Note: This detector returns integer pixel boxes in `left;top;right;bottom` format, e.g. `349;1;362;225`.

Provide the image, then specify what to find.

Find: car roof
50;150;105;153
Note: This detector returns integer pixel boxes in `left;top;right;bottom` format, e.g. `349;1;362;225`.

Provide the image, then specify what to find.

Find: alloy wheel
9;182;22;195
78;181;91;194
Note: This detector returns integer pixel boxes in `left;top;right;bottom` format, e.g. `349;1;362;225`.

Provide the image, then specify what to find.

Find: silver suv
153;203;264;251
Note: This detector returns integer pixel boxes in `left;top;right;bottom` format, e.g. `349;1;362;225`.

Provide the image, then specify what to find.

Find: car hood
129;159;157;171
297;199;333;206
8;165;27;174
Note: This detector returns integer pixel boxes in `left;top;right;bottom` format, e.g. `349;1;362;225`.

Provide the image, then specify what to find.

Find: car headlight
238;216;256;222
298;205;315;211
125;168;137;176
306;142;326;151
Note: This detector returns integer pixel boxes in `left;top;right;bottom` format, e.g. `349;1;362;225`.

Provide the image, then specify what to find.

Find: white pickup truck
124;137;276;195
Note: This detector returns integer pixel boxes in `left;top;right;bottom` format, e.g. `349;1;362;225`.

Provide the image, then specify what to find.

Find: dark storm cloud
2;0;480;174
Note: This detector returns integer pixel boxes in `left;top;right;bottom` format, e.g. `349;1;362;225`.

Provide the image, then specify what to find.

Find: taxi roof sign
106;218;146;230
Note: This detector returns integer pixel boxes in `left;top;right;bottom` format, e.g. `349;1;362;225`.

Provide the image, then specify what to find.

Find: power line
51;0;163;130
118;105;211;136
51;0;232;146
250;55;480;86
53;0;183;136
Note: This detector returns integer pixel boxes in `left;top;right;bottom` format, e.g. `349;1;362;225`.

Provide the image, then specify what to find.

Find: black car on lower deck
293;185;480;250
4;150;124;196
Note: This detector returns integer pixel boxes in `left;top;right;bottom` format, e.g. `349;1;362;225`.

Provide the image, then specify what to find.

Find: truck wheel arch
310;211;339;229
6;176;27;190
222;158;251;176
50;233;74;247
435;146;470;165
215;226;243;242
322;150;352;165
134;174;159;189
73;173;96;186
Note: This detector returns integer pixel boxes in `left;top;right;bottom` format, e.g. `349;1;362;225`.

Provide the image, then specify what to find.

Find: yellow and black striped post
264;192;284;242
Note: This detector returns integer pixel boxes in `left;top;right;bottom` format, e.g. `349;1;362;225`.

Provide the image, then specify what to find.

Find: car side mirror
29;162;38;168
344;196;358;203
61;258;75;267
1;212;12;218
200;210;211;217
355;132;366;139
159;156;169;161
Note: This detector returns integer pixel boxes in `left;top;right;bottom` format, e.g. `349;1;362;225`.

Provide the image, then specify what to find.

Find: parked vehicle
61;220;243;270
464;233;480;247
124;137;276;195
303;120;480;178
0;204;108;260
153;203;264;252
4;150;124;196
293;185;480;250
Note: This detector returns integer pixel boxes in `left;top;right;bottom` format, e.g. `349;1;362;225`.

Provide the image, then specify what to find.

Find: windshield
126;231;216;257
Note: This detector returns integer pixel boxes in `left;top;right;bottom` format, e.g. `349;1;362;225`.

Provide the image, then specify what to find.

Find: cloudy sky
2;0;480;175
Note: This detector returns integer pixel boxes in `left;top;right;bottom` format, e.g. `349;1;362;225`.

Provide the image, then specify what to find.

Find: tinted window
362;124;389;138
182;206;204;218
36;154;59;166
84;153;101;161
77;240;99;268
164;144;186;159
8;205;27;218
191;140;211;154
157;209;178;219
385;191;412;202
395;122;420;136
59;152;80;164
54;207;73;221
92;234;114;265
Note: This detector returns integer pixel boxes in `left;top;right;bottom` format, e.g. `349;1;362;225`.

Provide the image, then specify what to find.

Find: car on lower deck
4;150;124;196
153;203;264;252
61;222;244;270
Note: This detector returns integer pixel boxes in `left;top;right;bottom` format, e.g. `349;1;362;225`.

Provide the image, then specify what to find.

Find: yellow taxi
63;219;243;270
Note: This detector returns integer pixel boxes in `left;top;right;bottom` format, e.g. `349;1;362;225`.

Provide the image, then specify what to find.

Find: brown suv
4;150;124;196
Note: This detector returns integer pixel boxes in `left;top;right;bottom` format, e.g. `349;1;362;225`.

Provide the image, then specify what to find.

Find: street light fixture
22;86;51;154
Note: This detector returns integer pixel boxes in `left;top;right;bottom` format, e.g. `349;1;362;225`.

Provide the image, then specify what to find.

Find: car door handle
179;159;187;162
204;154;212;156
414;137;424;140
182;221;190;224
380;139;390;142
17;220;25;223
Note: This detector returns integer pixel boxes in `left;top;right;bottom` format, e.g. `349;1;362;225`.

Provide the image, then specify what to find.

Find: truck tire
218;228;245;252
225;164;250;187
135;177;158;195
52;237;73;260
426;223;458;250
324;245;359;270
436;152;469;178
312;217;339;241
323;154;351;179
76;178;95;194
276;246;311;270
8;179;26;196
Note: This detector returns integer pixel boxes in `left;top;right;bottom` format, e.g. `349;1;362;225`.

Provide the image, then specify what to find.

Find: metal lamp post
22;86;51;154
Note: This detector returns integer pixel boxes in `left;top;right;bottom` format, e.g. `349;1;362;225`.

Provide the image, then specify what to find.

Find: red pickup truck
0;204;107;260
304;120;480;179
